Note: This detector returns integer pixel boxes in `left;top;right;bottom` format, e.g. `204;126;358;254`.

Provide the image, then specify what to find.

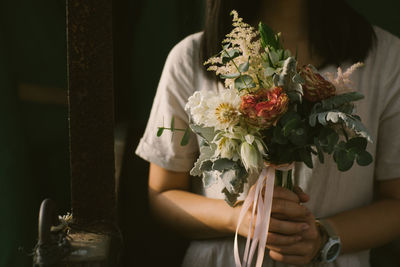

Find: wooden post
67;0;116;230
62;0;119;265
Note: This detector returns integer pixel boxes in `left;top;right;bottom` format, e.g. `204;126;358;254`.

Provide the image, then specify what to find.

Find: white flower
186;88;241;130
206;88;241;130
213;134;241;161
185;90;213;125
240;141;260;172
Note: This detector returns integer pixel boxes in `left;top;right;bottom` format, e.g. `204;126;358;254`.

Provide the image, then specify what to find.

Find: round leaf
356;150;373;166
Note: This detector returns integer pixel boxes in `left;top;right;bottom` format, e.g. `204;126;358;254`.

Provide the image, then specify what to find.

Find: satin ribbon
234;163;294;267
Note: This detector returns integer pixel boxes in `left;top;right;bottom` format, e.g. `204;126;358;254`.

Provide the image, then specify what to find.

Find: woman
136;0;400;266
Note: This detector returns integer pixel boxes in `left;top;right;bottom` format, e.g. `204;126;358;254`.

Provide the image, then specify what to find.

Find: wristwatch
315;219;342;263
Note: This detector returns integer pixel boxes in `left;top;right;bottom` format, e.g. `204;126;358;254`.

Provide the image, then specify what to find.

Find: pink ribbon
234;163;294;267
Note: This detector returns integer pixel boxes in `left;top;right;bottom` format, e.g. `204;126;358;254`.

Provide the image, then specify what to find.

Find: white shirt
136;27;400;267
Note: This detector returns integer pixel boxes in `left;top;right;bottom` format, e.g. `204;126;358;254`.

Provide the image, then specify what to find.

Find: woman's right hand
231;186;310;246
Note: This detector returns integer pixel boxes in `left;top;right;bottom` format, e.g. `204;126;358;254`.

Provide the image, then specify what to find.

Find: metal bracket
33;199;71;266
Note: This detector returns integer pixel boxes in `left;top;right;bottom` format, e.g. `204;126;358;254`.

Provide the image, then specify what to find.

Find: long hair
201;0;376;69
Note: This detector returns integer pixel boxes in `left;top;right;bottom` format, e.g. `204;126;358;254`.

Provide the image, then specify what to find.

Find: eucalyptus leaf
336;150;355;172
298;148;313;168
282;118;299;136
273;126;288;145
239;61;250;72
170;117;175;131
235;75;256;91
156;127;164;137
264;67;276;77
356;150;373;166
314;138;325;163
269;51;280;66
180;127;191;146
222;49;240;64
346;137;367;153
289;130;307;146
321;92;364;110
220;73;241;79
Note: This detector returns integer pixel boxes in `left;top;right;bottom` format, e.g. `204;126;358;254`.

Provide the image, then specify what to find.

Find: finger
267;242;313;256
266;232;302;246
269;218;309;235
272;186;300;203
271;199;310;218
293;186;310;203
268;250;311;266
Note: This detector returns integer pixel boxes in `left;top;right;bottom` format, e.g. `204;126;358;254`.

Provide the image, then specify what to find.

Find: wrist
227;202;242;234
313;219;342;263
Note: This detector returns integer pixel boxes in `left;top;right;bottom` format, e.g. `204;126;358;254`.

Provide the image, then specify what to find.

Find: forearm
326;198;400;254
149;188;237;239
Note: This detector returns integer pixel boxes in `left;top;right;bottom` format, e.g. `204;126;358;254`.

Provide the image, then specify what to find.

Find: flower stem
222;48;250;91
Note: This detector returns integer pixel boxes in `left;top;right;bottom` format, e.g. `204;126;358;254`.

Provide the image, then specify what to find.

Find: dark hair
201;0;376;69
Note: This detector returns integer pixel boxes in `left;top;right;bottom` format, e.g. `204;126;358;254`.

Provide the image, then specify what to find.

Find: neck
259;0;310;42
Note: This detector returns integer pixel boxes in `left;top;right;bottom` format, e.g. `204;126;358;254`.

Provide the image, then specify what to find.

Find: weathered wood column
65;0;119;265
67;0;116;230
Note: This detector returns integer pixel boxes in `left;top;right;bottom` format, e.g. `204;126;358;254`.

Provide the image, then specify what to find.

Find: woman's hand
267;207;323;266
232;186;310;245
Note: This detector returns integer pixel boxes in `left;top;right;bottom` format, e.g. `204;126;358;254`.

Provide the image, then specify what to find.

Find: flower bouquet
158;10;372;267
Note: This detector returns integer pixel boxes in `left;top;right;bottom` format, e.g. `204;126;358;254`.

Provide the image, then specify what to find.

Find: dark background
0;0;399;266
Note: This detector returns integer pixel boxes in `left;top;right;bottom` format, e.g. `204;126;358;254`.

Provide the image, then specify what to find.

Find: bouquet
158;10;372;267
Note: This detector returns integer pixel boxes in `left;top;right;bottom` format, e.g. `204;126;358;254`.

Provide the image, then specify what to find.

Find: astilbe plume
205;10;266;91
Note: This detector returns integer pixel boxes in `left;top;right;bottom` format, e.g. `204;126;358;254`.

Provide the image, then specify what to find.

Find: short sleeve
374;31;400;180
135;34;203;172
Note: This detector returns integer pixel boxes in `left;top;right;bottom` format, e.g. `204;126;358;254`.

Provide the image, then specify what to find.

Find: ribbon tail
234;181;257;267
255;167;275;267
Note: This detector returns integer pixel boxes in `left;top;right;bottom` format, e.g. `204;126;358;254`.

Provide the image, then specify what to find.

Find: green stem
159;127;187;132
222;48;250;92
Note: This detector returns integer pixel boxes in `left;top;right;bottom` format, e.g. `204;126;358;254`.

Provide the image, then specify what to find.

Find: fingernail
302;224;309;230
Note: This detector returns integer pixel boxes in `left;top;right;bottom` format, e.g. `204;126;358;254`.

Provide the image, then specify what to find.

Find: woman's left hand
266;207;324;266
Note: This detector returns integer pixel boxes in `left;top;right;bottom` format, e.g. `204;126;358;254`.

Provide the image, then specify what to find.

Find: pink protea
299;65;336;102
240;87;289;128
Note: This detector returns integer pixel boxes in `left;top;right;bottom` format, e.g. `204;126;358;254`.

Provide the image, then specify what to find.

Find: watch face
327;243;340;260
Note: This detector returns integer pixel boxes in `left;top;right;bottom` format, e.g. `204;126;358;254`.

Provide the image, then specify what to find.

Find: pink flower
240;87;289;128
299;65;336;102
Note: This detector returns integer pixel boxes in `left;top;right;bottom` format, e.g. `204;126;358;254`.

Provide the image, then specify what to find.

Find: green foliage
235;75;256;91
309;92;372;143
190;145;216;177
321;92;364;110
239;60;250;72
221;166;248;206
331;137;373;171
222;48;240;64
189;124;216;144
258;22;282;51
156;116;192;145
156;127;164;137
180;127;191;146
220;73;240;79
